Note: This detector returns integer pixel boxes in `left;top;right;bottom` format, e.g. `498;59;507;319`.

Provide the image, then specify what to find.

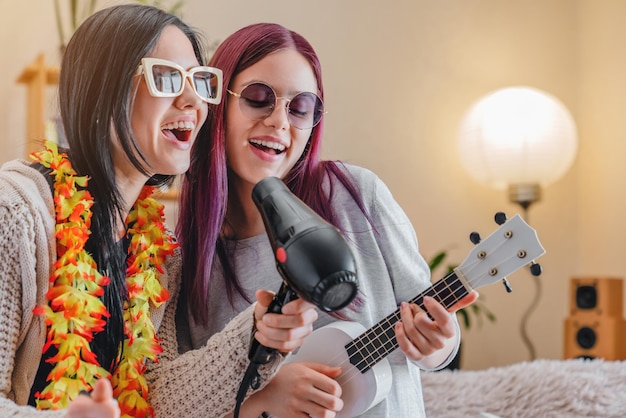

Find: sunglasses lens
150;64;184;95
235;83;324;129
192;71;220;101
287;92;324;129
144;60;221;103
239;83;276;119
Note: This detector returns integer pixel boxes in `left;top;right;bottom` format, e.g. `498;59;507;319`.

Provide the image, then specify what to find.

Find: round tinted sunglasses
136;57;223;104
227;82;325;130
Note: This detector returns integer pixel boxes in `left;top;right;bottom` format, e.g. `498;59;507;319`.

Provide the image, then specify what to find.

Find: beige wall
2;0;624;370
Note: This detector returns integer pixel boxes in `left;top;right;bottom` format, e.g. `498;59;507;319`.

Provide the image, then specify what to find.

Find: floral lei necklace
31;141;177;417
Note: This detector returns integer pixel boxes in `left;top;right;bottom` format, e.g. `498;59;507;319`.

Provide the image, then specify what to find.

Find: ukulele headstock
455;212;546;292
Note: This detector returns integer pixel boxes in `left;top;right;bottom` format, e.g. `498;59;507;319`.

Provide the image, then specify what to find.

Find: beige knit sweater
0;160;281;417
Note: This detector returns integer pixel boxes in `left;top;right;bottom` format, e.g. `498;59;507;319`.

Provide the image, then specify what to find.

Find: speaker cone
576;326;597;349
575;285;598;310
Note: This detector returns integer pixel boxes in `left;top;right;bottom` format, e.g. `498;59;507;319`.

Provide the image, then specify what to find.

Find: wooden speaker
569;277;623;317
564;315;626;360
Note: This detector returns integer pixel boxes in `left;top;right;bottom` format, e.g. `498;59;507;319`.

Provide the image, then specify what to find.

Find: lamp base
509;184;541;210
507;183;542;361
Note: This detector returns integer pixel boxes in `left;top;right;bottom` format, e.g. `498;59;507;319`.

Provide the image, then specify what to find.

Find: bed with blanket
421;358;626;418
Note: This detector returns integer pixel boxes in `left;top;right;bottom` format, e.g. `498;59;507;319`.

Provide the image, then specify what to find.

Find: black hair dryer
249;176;359;364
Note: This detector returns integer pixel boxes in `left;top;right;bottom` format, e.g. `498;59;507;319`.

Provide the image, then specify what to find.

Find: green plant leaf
54;0;187;49
428;250;447;271
457;308;470;328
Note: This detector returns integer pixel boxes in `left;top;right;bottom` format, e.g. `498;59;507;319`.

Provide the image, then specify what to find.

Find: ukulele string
337;245;519;387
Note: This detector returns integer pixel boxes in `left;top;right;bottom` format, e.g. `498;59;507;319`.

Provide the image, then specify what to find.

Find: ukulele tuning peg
501;278;513;293
529;262;542;277
469;231;481;245
494;212;508;225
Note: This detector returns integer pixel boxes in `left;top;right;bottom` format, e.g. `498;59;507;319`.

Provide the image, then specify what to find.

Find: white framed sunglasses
227;82;325;130
136;57;223;104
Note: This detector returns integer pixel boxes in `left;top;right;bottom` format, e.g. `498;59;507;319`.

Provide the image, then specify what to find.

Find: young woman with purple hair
176;22;478;418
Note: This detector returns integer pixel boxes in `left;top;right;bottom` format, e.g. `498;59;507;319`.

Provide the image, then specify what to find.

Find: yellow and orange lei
31;141;177;417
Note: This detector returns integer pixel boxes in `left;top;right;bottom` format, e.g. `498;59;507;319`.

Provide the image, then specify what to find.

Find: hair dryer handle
248;282;299;364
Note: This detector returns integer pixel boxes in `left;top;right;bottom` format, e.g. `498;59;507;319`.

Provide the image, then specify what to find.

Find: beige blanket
421;358;626;418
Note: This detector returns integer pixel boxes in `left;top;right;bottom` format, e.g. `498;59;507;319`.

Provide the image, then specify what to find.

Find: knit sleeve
146;254;284;417
0;185;64;417
147;304;283;417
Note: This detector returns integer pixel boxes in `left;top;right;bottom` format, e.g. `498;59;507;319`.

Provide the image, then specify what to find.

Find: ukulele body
286;321;393;417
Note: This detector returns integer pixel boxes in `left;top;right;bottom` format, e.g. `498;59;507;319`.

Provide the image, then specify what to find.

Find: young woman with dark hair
0;7;316;418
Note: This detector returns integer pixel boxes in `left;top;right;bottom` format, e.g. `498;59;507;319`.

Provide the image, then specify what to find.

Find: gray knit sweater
0;159;280;417
178;164;460;418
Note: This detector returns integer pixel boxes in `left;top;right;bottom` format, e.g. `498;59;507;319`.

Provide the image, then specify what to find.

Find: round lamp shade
457;86;578;190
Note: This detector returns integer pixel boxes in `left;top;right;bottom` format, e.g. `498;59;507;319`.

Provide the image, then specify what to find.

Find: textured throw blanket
421;358;626;418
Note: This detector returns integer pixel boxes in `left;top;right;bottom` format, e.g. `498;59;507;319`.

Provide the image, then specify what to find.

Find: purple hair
177;23;369;325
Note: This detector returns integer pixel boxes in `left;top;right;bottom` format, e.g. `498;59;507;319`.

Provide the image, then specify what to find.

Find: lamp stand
508;184;541;211
509;183;541;361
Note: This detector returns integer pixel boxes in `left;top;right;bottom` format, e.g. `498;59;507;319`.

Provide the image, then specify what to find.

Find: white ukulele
285;213;546;417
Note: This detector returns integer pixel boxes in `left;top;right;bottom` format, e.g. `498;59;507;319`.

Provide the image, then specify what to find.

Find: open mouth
249;139;286;155
162;121;194;142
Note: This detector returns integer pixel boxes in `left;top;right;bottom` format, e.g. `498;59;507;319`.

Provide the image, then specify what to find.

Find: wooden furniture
17;53;179;201
16;53;59;157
